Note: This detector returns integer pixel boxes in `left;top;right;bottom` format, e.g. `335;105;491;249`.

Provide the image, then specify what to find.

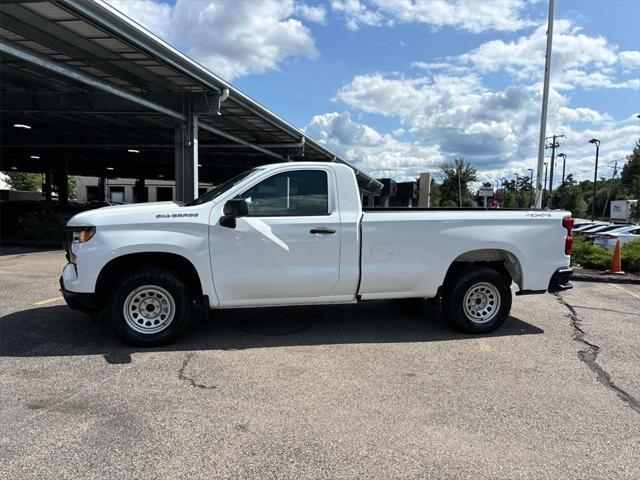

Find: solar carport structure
0;0;382;203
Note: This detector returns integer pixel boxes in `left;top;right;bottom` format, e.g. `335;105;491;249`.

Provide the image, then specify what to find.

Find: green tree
557;174;587;218
3;172;42;191
620;139;640;200
497;178;531;208
2;172;76;200
429;177;441;207
68;176;77;200
438;158;478;207
501;189;516;208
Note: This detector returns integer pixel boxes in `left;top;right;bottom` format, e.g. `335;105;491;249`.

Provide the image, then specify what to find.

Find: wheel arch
95;252;203;309
443;248;523;292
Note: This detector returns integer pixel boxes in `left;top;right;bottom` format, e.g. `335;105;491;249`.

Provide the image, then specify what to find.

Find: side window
238;170;329;216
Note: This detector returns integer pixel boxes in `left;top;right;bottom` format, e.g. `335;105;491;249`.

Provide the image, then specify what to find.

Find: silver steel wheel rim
463;282;501;324
123;285;175;335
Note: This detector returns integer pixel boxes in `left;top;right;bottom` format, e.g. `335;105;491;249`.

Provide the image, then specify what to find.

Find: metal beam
0;91;206;113
0;40;186;121
198;122;283;161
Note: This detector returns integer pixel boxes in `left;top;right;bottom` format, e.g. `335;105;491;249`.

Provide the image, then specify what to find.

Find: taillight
565;235;573;255
563;216;574;255
562;217;574;231
600;234;617;240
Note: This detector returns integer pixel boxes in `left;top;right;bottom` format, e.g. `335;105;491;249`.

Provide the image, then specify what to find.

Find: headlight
70;226;96;243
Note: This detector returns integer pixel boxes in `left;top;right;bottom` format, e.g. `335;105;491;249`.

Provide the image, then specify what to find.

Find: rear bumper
59;276;96;313
548;267;573;293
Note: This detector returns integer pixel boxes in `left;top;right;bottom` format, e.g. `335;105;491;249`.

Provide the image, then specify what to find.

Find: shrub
621;239;640;272
571;237;613;270
18;211;65;240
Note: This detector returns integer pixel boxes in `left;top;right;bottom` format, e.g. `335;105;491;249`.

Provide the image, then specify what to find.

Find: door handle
310;227;336;235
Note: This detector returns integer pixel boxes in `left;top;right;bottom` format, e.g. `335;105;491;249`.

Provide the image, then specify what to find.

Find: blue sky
107;0;640;183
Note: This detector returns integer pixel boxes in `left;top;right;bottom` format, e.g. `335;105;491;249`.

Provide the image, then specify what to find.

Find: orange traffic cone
606;239;624;275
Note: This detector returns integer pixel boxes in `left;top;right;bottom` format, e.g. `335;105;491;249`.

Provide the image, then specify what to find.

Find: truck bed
357;208;570;300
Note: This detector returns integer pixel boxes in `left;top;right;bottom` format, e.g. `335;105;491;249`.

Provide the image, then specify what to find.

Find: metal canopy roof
0;0;382;190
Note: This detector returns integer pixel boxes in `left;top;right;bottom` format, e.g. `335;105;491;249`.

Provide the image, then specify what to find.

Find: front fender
69;222;218;305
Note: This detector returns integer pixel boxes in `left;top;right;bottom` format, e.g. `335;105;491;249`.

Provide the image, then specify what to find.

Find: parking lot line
610;284;640;300
35;296;64;305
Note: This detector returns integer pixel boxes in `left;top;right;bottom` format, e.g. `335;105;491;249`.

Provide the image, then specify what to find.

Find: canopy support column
174;114;198;202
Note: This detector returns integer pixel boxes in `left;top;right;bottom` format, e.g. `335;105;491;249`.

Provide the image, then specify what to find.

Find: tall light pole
602;160;618;217
527;168;534;207
457;163;463;208
589;138;600;221
543;162;548;205
558;153;567;184
535;0;556;208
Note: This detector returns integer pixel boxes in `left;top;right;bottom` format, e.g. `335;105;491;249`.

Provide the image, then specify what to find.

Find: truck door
210;167;341;306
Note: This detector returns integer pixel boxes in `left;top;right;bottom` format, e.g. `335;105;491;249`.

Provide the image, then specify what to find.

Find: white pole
535;0;555;209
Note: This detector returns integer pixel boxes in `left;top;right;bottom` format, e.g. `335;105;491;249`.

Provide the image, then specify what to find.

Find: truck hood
67;201;188;227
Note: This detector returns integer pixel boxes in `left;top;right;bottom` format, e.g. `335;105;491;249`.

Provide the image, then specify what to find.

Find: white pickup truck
61;162;574;346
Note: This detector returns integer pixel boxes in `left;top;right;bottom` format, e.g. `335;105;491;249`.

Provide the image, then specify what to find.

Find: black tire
107;267;193;347
442;267;512;334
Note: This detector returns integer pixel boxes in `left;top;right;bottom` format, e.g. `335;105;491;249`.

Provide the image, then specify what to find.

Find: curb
571;273;640;285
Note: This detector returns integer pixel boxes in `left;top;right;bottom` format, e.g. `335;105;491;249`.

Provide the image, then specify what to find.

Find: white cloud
106;0;319;80
455;20;637;91
296;3;327;24
337;73;539;167
557;107;612;123
335;68;639;178
331;0;534;33
411;61;469;75
330;0;385;31
305;111;443;180
326;17;638;180
618;51;640;72
108;0;172;37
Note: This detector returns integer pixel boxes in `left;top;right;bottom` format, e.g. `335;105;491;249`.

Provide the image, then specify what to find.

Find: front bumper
59;276;96;313
548;267;573;293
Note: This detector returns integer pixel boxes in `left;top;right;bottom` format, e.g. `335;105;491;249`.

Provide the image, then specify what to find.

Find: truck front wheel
443;267;512;334
108;268;193;346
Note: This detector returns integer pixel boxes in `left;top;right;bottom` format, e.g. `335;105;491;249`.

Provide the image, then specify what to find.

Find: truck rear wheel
443;267;512;333
108;268;193;346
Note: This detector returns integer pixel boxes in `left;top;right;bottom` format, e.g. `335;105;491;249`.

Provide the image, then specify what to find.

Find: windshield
187;168;263;206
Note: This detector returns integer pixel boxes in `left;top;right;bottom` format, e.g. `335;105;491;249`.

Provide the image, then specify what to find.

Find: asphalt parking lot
1;248;639;479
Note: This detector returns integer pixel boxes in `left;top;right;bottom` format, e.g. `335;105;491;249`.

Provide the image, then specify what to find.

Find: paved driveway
1;248;639;479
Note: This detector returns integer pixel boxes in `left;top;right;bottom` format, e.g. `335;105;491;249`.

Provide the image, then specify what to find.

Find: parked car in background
594;226;640;250
573;221;607;233
581;224;636;241
575;223;615;236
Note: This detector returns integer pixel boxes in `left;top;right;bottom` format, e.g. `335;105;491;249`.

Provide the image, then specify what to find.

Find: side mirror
220;198;248;228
